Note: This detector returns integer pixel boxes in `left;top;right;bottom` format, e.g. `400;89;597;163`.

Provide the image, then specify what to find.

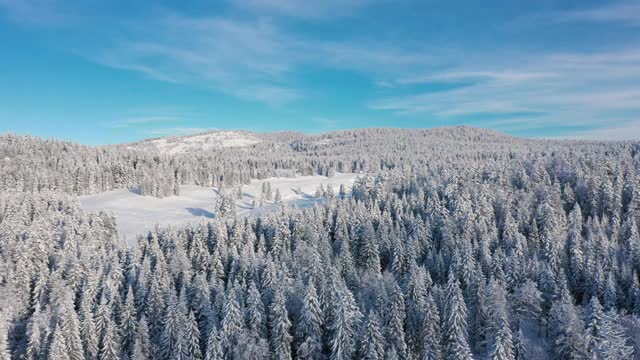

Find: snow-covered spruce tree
443;272;473;360
489;320;514;360
99;319;120;360
61;304;84;360
599;310;634;359
0;313;11;360
80;293;99;359
274;188;283;204
326;272;361;360
386;281;408;359
216;190;236;217
246;280;267;339
221;285;244;359
296;282;323;360
358;310;384;360
48;322;70;360
135;316;152;360
269;286;292;360
120;285;137;357
24;308;43;360
421;291;442;360
205;324;223;360
160;295;182;359
186;310;203;360
513;327;527;360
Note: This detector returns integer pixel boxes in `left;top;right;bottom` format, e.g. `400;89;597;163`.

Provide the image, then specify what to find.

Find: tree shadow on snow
185;208;215;218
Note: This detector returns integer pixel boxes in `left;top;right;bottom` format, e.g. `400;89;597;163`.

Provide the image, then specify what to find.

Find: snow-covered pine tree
99;319;120;360
296;282;323;360
49;322;70;360
443;272;473;360
358;311;384;360
422;291;442;360
489;320;514;360
186;310;203;360
61;305;84;360
326;274;361;360
269;286;292;360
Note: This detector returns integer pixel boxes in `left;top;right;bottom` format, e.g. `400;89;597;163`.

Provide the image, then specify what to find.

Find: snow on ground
131;130;261;155
79;172;358;245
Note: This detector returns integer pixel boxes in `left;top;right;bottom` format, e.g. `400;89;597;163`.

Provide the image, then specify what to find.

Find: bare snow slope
129;130;261;155
79;173;357;245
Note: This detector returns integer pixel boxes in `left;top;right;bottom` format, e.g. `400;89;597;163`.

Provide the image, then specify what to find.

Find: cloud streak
547;121;640;141
554;1;640;26
370;48;640;137
231;0;376;19
81;10;432;107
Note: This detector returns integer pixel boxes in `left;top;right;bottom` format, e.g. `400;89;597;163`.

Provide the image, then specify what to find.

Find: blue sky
0;0;639;144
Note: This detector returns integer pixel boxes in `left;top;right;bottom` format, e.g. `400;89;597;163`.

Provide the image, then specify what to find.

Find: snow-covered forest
1;127;640;359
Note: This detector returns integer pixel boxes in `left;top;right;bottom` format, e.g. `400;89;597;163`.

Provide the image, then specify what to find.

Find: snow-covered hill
129;130;261;155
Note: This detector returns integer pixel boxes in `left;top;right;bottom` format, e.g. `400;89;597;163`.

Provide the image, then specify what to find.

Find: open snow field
79;172;358;245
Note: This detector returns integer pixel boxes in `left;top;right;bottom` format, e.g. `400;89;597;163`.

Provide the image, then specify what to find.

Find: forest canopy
1;127;640;359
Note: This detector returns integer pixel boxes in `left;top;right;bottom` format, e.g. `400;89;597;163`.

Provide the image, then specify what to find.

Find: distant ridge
126;130;262;155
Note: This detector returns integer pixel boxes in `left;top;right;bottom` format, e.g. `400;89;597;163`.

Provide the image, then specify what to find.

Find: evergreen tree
355;220;380;274
490;321;514;360
62;305;84;360
275;188;283;204
49;323;70;360
269;286;292;360
422;291;442;360
205;325;223;360
160;296;182;360
185;310;203;360
327;275;361;360
24;307;43;360
386;282;408;360
359;311;384;360
99;319;120;360
80;294;99;359
513;327;527;360
246;281;267;338
585;296;604;356
131;338;146;360
296;282;323;360
221;286;244;359
136;316;152;359
599;310;634;359
120;285;137;356
443;273;473;360
603;272;617;310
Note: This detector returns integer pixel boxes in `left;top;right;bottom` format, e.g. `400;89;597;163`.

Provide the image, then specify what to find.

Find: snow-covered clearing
79;173;357;245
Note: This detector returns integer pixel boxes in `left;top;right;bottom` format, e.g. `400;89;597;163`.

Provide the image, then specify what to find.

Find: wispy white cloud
79;11;432;106
0;0;433;108
230;0;376;19
548;121;640;141
507;2;640;30
370;48;640;135
398;71;558;85
554;1;640;26
0;0;64;25
86;15;302;106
